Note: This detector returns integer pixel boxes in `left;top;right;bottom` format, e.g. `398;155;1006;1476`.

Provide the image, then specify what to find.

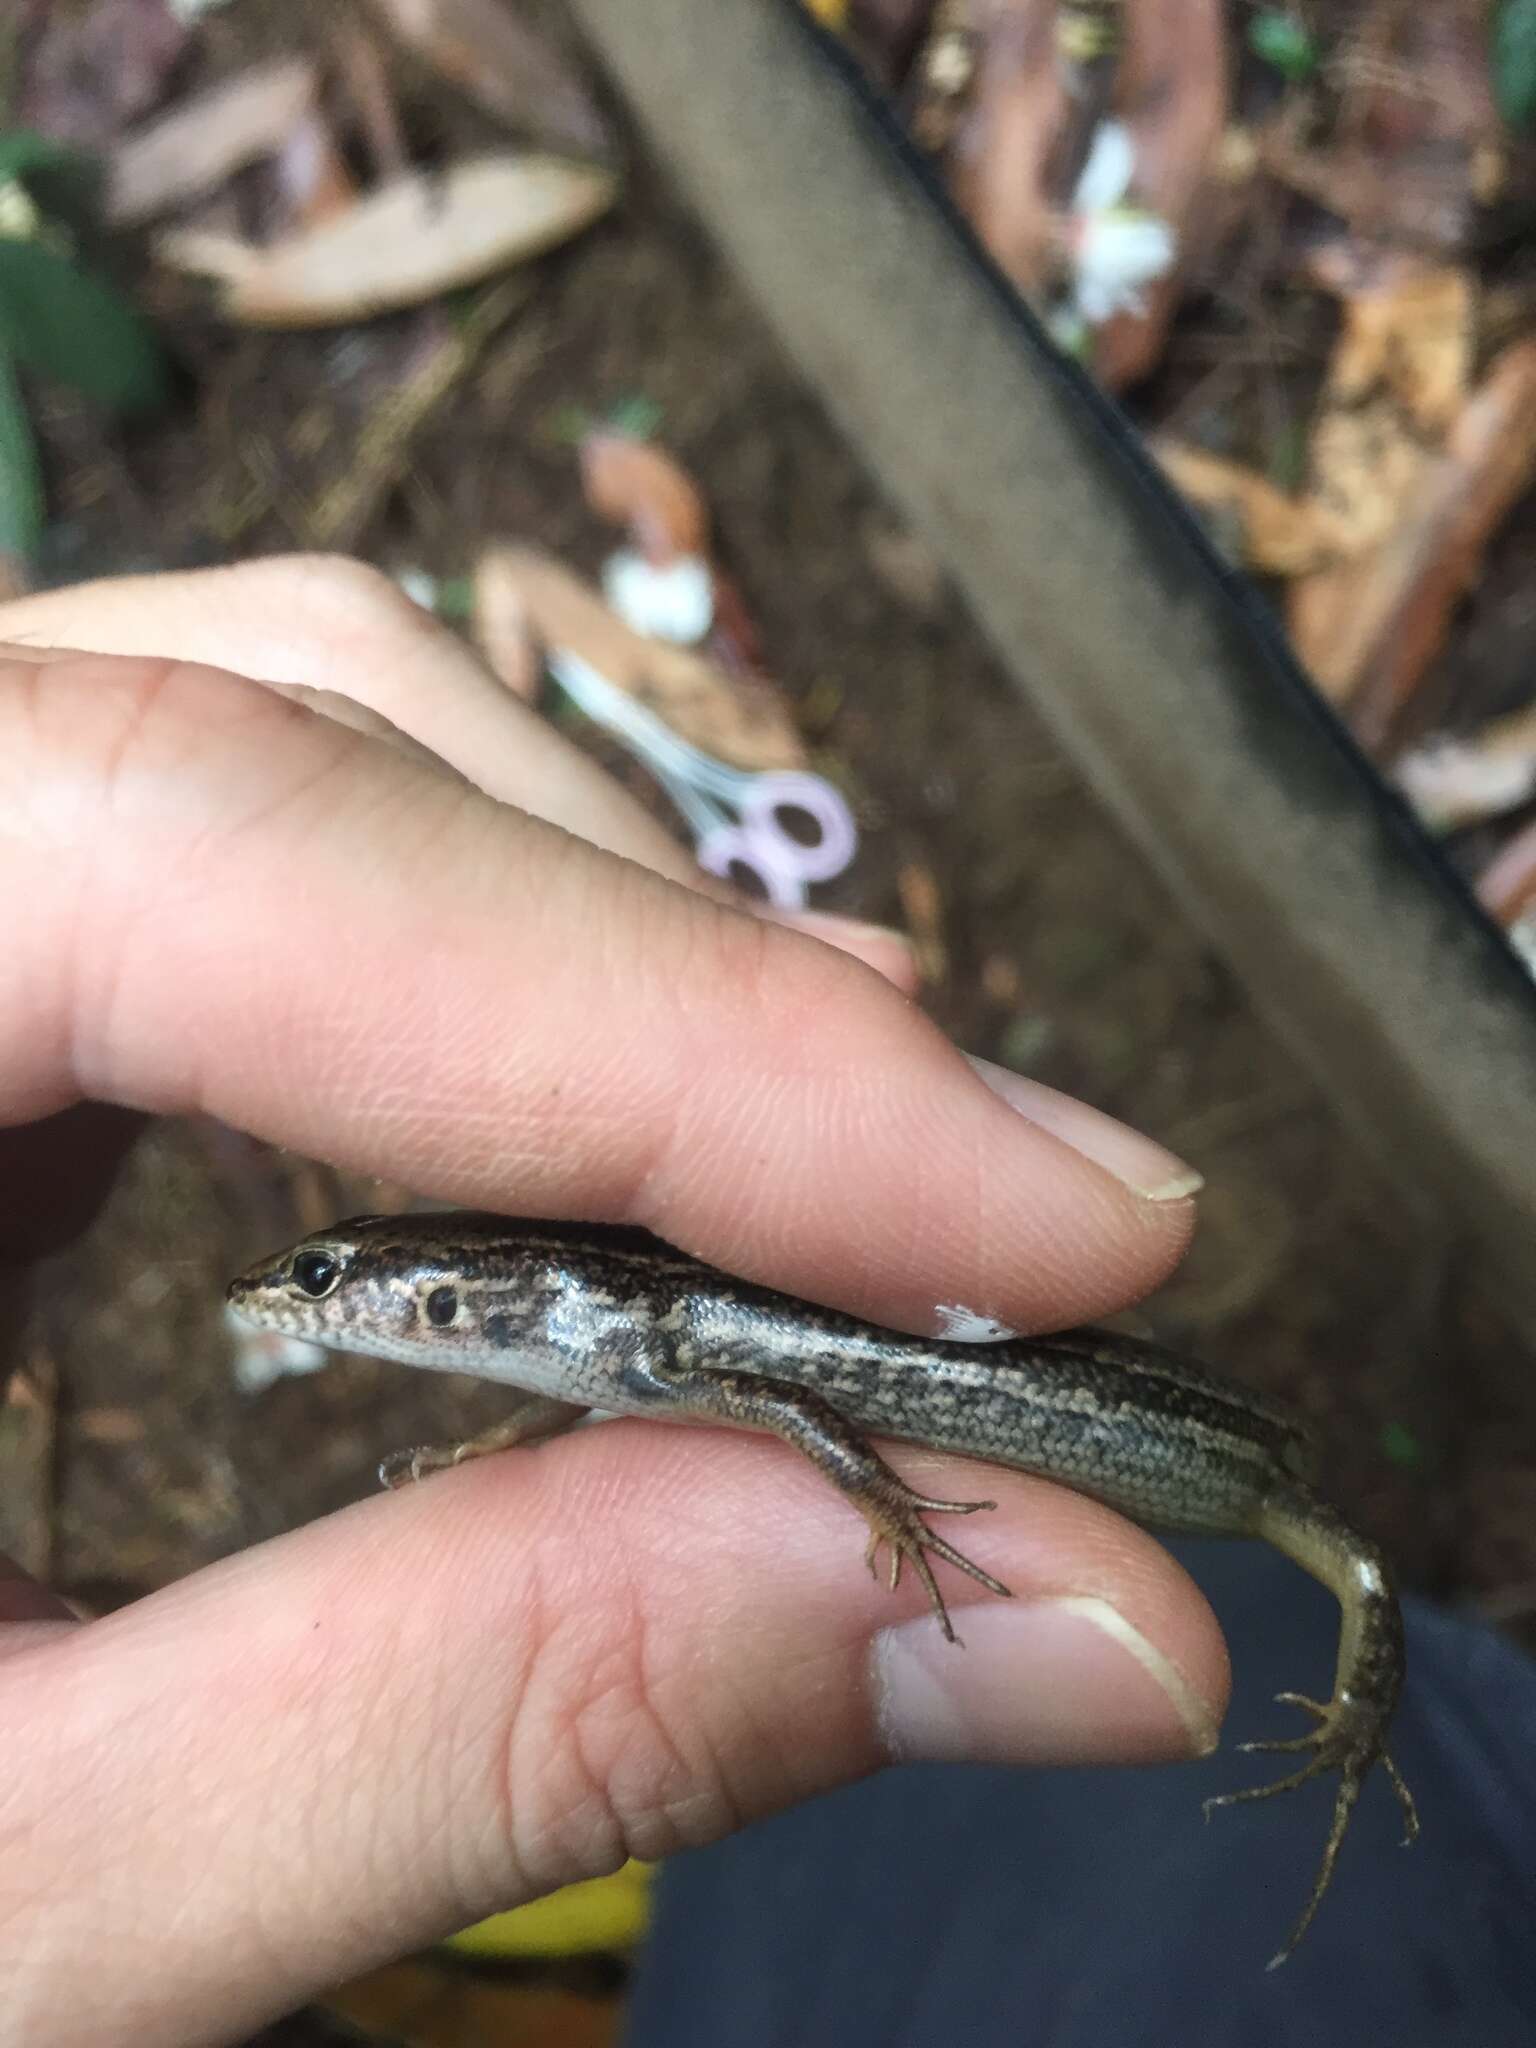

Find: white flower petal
394;568;439;611
1072;210;1176;325
0;179;41;243
1073;120;1137;213
602;549;715;644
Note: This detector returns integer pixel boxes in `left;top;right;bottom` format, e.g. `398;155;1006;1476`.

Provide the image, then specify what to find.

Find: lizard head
226;1211;596;1365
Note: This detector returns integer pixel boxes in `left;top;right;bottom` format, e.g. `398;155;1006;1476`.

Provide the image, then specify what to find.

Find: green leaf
1248;11;1319;82
607;393;662;439
0;235;167;414
543;400;592;445
0;345;44;560
1493;0;1536;131
432;574;476;622
1379;1420;1427;1472
996;1013;1055;1072
0;129;79;181
0;129;102;231
1266;419;1309;493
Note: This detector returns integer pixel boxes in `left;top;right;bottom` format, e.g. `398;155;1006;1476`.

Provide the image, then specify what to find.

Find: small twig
301;279;535;548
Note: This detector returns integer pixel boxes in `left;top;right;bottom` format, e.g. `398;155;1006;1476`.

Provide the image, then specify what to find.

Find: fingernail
967;1057;1203;1202
873;1597;1221;1767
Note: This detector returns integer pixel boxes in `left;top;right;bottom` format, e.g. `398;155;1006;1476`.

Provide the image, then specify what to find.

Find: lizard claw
1204;1688;1418;1968
378;1442;456;1489
857;1481;1009;1645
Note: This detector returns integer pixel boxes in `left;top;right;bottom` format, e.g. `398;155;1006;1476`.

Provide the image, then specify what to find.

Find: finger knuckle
262;555;427;640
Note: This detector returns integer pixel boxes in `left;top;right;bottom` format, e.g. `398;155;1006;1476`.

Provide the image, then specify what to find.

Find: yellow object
801;0;849;26
444;1862;654;1959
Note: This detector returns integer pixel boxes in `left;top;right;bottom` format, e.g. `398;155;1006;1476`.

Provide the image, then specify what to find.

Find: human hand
0;558;1216;2046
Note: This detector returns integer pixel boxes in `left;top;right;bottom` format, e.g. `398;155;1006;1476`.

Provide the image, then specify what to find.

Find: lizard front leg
631;1356;1011;1643
379;1393;591;1489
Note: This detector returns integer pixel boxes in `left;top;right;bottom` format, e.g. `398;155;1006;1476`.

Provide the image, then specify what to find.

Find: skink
227;1210;1417;1964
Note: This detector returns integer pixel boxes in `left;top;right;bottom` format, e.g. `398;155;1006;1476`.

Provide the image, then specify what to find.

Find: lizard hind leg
1208;1472;1420;1967
1204;1684;1415;1969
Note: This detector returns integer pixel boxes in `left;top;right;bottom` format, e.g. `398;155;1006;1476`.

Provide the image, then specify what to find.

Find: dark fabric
625;1540;1536;2047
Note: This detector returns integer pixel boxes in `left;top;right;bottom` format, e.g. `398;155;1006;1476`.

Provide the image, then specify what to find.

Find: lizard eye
291;1249;342;1298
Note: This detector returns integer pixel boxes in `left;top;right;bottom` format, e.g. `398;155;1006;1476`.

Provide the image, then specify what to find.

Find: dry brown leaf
849;0;937;88
1287;252;1477;708
0;1347;56;1581
107;58;319;226
75;1407;146;1447
980;952;1024;1005
705;570;771;680
1478;816;1536;927
18;0;186;149
1291;253;1472;599
581;434;772;676
1261;0;1502;252
897;860;948;985
579;434;710;562
1157;250;1495;726
364;0;611;157
1304;396;1439;562
474;569;542;703
333;23;410;181
944;1;1066;291
1309;246;1473;436
1153;441;1351;576
1090;0;1228;391
155;155;616;326
939;0;1225;384
1300;340;1536;745
474;546;807;771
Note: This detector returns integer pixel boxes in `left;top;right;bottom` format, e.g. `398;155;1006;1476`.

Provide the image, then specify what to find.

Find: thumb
1;1417;1226;2047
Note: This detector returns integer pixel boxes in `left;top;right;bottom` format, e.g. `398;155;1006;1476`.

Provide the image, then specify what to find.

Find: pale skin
0;557;1216;2047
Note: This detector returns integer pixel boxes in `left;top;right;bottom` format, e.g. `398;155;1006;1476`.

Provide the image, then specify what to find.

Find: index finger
3;648;1196;1334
